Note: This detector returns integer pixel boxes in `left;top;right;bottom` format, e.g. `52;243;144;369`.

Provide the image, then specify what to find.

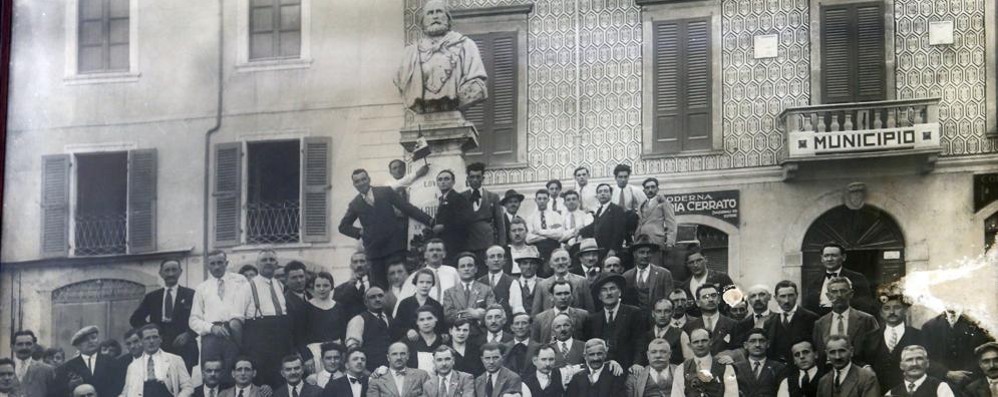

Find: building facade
2;0;997;354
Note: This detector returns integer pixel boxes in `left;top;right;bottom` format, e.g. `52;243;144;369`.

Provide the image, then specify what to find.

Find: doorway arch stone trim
676;214;741;279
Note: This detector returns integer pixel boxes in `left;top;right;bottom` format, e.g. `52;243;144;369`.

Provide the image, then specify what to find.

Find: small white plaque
753;34;779;59
928;21;954;45
884;250;901;260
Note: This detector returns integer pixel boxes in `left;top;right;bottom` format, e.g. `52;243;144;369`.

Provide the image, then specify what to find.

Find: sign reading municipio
664;190;740;227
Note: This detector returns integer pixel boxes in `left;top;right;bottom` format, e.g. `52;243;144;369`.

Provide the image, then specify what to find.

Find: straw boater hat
576;238;601;256
629;234;660;252
514;245;543;264
71;325;100;346
500;189;525;205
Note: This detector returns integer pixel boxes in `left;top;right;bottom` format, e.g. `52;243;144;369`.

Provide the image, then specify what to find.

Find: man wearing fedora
54;326;116;397
585;273;645;368
500;189;525;245
570;238;603;285
622;235;674;311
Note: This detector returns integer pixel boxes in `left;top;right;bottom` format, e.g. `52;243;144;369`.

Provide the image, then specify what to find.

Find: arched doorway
801;205;905;298
668;223;730;281
51;279;146;353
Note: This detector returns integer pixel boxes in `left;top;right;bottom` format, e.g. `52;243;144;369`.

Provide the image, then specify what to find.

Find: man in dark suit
766;280;818;363
964;342;998;397
922;309;995;387
856;293;926;393
802;243;874;316
569;238;603;285
811;277;878;356
678;250;734;317
463;162;507;276
10;330;56;397
432;170;474;265
192;358;226;397
584;274;643;368
333;251;372;319
130;258;199;371
579;183;629;258
322;348;367;397
816;335;879;397
53;326;116;397
775;340;827;397
530;281;589;344
566;339;626;397
522;345;564;397
339;168;434;288
683;284;737;356
284;260;312;351
622;235;674;310
502;312;533;375
733;329;785;397
479;246;515;315
500;190;525;244
476;343;524;397
634;298;685;366
731;285;777;347
273;355;322;397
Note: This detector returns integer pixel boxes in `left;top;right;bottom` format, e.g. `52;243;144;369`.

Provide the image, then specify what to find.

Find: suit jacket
274;383;322;397
54;354;116;397
122;351;193;397
566;365;626;397
636;194;677;247
130;287;197;341
339;186;433;259
856;326;925;393
764;307;818;363
365;368;428;397
802;268;874;316
478;273;515;315
422;371;474;397
634;326;685;366
286;291;310;348
815;365;879;397
621;265;674;310
922;313;994;374
530;307;588;344
18;360;56;397
461;188;507;250
584;304;645;368
680;271;734;316
522;369;564;397
531;274;594;315
624;365;676;397
442;282;496;325
579;203;628;254
323;374;368;397
474;367;521;397
334;281;368;319
811;308;878;355
220;385;267;397
433;190;474;257
684;314;738;355
734;358;785;397
731;312;778;347
964;378;996;397
568;265;602;285
501;341;533;375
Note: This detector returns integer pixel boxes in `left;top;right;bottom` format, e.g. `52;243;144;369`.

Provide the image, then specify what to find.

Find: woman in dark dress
448;318;484;376
393;268;446;338
304;272;347;367
406;305;445;372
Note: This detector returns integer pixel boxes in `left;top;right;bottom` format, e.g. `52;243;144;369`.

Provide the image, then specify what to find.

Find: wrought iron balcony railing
246;200;301;244
75;212;127;256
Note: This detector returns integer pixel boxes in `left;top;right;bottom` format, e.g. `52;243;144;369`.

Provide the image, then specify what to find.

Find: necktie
607;309;615;323
783;313;790;327
552;199;559;212
568;213;574;228
378;312;388;327
146;356;156;380
465;283;472;302
595;205;604;219
217;278;225;299
363;192;374;206
268;281;284;316
833;370;841;394
706;316;714;332
238;389;244;397
907;382;916;394
486;375;494;397
825;273;836;279
618;188;626;207
440;377;447;397
540;211;547;229
887;328;898;352
753;361;762;379
292;385;299;397
164;288;174;322
491;274;497;287
433;269;442;301
800;370;809;388
471;189;482;207
87;355;94;374
560;342;568;357
357;279;366;295
989;380;998;397
836;314;845;335
587;268;597;279
210;388;216;397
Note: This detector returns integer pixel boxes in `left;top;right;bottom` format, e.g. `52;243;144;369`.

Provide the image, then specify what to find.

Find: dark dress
406;333;445;370
451;342;485;377
392;296;446;337
304;301;348;344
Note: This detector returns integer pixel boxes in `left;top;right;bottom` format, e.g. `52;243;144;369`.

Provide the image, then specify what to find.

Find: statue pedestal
400;111;480;244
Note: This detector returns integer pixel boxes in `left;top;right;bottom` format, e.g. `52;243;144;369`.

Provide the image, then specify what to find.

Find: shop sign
664;190;740;227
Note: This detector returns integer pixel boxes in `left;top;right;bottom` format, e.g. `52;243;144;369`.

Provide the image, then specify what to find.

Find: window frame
640;0;723;158
64;0;140;84
451;4;531;169
236;0;312;72
809;0;895;104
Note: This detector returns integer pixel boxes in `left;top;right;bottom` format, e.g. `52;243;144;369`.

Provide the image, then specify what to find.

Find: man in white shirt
397;239;461;305
523;345;565;396
527;189;566;263
122;324;192;397
559;190;593;249
236;249;292;388
775;340;824;397
670;328;738;397
573;166;599;212
506;218;532;276
884;345;954;397
610;164;646;212
189;250;246;384
10;330;55;397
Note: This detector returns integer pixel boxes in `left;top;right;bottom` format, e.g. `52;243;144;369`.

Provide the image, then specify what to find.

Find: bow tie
825;273;838;279
349;377;360;384
394;370;406;376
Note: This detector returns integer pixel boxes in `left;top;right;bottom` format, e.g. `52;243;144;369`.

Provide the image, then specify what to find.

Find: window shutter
127;149;157;253
214;143;242;247
855;3;885;102
301;137;330;243
821;6;854;103
40;155;71;257
463;34;492;161
684;19;712;151
463;32;519;165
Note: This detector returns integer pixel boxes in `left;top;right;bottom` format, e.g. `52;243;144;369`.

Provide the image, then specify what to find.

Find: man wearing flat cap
622;235;674;311
54;326;115;397
584;273;644;368
964;342;998;397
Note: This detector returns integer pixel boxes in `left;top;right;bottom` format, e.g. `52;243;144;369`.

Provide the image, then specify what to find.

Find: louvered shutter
463;31;519;165
855;3;885;102
301;137;330;243
821;6;853;103
822;2;885;103
127;149;157;253
40;155;71;257
214;143;242;247
653;18;712;154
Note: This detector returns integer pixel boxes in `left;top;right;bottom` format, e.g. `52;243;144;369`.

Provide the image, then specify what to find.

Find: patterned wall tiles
895;0;995;156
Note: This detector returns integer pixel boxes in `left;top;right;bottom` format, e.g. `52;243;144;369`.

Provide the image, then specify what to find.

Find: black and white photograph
0;0;996;396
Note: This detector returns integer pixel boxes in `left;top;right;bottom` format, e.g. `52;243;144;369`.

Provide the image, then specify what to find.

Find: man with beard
431;170;474;264
10;330;55;397
463;163;507;275
130;259;198;371
531;281;588;344
634;298;685;366
566;339;626;397
475;343;524;397
422;346;474;397
681;285;736;358
733;329;785;397
395;0;487;113
884;346;955;396
367;343;430;397
816;335;879;397
811;277;878;356
678;251;733;317
532;249;595;315
857;293;926;393
672;328;738;397
334;252;372;319
626;339;676;397
522;345;565;397
775;340;826;397
273;356;322;397
344;287;394;372
766;281;817;363
322;348;368;397
802;243;873;316
584;274;643;368
54;326;116;397
964;342;998;397
121;324;193;397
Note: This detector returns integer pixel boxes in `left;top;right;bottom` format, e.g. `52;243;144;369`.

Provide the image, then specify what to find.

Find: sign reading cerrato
787;123;940;157
664;190;740;227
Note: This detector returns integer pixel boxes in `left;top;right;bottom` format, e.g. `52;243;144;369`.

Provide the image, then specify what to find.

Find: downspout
202;0;224;274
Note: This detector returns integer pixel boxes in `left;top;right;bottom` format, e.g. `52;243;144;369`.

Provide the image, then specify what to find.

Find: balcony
246;200;301;244
777;98;942;180
75;213;127;256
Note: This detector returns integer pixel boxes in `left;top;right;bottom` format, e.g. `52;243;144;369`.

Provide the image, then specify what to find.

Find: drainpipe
202;0;225;275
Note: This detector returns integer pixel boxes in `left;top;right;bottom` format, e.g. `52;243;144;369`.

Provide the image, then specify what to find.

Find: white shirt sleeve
937;382;956;397
508;281;524;314
722;365;738;397
776;378;789;397
671;364;686;397
188;287;212;336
